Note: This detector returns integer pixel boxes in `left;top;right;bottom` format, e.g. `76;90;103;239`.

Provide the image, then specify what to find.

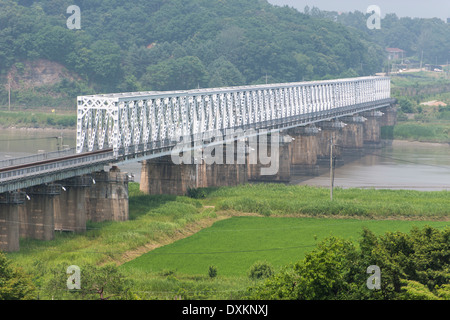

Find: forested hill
304;6;450;68
0;0;383;101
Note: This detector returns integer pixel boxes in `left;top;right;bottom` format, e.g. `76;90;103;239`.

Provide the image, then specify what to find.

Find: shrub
187;187;207;199
208;265;218;278
248;261;274;280
46;116;56;126
398;97;415;113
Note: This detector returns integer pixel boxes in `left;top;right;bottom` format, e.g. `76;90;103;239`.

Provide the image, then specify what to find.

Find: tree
35;26;76;64
141;56;208;91
208;57;245;88
88;40;123;86
0;252;36;300
44;263;134;300
247;226;450;300
248;261;274;281
247;237;359;300
398;97;415;113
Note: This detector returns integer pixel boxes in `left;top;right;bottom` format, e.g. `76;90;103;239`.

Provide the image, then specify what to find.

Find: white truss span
76;76;391;156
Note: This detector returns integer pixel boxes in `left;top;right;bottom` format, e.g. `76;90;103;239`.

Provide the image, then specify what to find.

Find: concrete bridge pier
140;156;206;196
140;138;250;195
248;133;293;182
287;126;320;176
362;110;384;147
339;115;367;156
0;192;25;252
19;184;62;242
316;121;346;163
0;205;20;252
86;167;129;222
379;105;398;142
54;176;93;233
381;105;398;127
203;139;248;188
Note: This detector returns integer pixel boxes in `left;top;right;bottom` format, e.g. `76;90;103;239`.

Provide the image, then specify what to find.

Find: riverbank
391;121;450;144
0;110;76;130
5;183;449;300
0;126;76;133
391;139;450;148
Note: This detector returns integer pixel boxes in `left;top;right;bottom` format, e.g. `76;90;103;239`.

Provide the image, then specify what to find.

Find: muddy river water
1;129;449;191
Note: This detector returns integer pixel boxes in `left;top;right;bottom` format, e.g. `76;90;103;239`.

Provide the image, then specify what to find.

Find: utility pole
420;50;423;70
330;136;334;201
8;75;11;111
446;59;449;79
57;134;64;151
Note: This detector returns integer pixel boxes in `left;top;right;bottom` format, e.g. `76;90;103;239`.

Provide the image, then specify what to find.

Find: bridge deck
0;77;395;194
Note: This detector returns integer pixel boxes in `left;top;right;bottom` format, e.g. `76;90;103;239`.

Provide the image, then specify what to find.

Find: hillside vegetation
379;71;450;143
0;0;395;110
308;7;450;69
1;1;450;140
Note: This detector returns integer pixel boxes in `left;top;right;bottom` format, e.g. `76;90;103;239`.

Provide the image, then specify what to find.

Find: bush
56;116;76;127
208;265;218;278
248;261;274;280
438;110;450;120
247;226;450;300
0;252;36;300
187;187;207;199
398;97;415;113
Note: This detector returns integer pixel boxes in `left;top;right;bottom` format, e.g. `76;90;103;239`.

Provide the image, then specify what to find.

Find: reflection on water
293;141;450;191
1;129;449;191
0;129;76;158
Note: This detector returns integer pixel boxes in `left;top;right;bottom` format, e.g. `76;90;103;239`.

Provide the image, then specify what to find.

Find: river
1;129;449;191
292;140;450;191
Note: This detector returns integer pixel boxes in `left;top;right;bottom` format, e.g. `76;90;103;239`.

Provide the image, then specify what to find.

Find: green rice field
121;216;449;277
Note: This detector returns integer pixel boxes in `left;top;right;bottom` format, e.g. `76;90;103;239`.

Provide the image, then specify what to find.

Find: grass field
0;110;76;129
121;216;449;277
202;184;450;218
393;122;450;143
5;183;450;299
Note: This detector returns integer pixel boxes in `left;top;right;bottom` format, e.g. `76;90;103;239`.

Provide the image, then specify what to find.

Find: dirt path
109;209;266;266
112;210;232;266
107;207;449;267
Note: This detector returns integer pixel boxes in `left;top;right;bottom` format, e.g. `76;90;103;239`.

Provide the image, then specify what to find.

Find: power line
365;151;450;170
19;243;319;256
6;215;446;234
13;220;450;256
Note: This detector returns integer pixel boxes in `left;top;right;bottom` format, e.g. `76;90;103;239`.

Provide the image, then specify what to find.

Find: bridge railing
76;76;392;156
0;150;114;184
0;148;76;169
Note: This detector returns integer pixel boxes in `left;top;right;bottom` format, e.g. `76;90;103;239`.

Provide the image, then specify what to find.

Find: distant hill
302;6;450;68
3;0;448;110
0;0;384;103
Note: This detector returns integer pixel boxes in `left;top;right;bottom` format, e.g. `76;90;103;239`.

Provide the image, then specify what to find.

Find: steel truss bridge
1;76;395;195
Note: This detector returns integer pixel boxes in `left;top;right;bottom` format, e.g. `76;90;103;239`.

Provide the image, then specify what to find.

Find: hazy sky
267;0;450;21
